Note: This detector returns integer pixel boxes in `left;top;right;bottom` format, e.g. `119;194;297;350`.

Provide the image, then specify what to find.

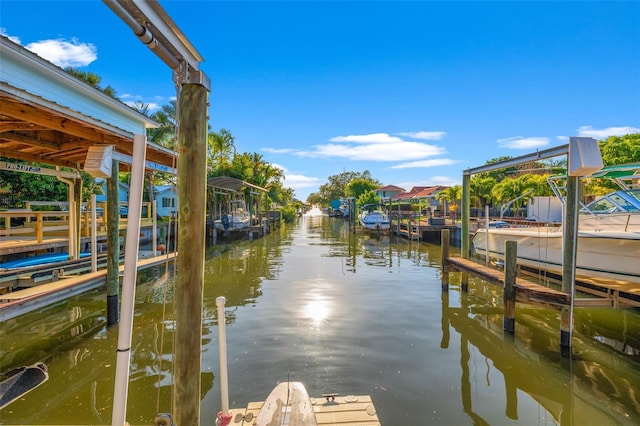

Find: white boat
472;172;640;285
358;204;390;232
215;200;251;230
254;381;318;426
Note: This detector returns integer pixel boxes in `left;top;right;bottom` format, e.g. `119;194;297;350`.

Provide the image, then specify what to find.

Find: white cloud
283;173;322;189
297;133;446;161
24;38;97;68
263;147;298;154
271;163;320;190
304;141;445;161
497;136;550;150
330;133;404;144
0;28;21;44
577;126;640;139
397;131;446;140
391;158;459;169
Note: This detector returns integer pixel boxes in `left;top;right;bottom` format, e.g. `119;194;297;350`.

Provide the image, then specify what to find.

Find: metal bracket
173;62;211;90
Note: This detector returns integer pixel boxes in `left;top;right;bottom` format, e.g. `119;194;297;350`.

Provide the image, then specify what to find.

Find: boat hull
472;227;640;285
358;212;390;231
255;381;318;426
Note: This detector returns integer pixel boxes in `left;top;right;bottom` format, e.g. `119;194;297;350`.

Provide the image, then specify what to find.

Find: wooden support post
440;290;450;349
106;160;120;326
441;229;450;291
503;240;517;334
560;176;579;357
73;179;82;259
461;173;471;259
174;83;208;426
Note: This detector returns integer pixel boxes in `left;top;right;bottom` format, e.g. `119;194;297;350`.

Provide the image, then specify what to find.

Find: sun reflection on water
303;298;330;326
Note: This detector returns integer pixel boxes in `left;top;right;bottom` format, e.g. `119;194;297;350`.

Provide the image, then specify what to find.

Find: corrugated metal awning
207;176;267;193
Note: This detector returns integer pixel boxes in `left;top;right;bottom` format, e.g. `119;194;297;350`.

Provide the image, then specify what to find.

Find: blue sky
2;1;639;201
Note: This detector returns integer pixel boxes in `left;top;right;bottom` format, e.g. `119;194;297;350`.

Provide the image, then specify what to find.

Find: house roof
376;184;405;192
391;185;448;201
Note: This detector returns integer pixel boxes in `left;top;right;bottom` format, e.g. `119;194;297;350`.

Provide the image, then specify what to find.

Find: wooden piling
174;83;208;426
441;229;450;291
503;240;517;334
106;159;120;326
560;176;579;357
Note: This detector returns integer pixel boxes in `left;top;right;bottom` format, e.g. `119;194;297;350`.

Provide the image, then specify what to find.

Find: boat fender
154;413;173;426
216;411;232;426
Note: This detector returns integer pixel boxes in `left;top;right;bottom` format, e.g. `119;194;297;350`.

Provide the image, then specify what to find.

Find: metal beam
0;160;80;179
103;1;210;89
464;144;569;176
112;151;176;174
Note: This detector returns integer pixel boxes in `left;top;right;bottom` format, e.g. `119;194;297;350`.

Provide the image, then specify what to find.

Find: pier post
560;176;579;357
441;229;450;291
174;82;208;426
106;159;120;326
503;241;517;334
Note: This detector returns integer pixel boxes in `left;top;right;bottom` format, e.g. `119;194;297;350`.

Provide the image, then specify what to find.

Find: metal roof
207;176;267;193
0;36;176;172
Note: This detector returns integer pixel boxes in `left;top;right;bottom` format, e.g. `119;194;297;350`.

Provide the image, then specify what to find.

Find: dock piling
441;229;450;291
503;241;517;334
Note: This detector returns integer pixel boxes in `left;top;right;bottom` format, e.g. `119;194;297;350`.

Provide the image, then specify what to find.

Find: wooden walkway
446;257;639;308
227;394;380;425
0;252;176;321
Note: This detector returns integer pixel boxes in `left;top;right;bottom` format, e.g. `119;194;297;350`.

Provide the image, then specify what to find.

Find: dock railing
1;210;70;243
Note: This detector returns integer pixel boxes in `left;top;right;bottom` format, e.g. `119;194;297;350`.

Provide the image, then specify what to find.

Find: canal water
1;213;639;424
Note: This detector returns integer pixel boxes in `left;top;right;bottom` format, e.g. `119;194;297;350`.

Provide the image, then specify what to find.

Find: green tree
599;133;640;165
470;175;497;208
315;170;381;206
148;101;177;149
436;185;462;215
345;178;379;199
357;190;380;207
208;128;236;173
64;67;117;98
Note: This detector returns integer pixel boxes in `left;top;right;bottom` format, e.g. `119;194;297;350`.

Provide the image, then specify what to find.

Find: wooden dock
438;227;639;356
446;257;640;308
0;252;176;322
226;394;380;425
390;218;457;241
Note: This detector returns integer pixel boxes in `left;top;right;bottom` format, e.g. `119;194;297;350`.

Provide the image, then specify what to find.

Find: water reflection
1;216;639;424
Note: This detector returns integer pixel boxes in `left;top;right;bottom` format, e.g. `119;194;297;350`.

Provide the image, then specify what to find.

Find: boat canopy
582;189;640;214
590;162;640;179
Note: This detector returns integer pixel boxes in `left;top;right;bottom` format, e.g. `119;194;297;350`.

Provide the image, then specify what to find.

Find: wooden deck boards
446;257;639;308
0;252;176;321
226;394;380;425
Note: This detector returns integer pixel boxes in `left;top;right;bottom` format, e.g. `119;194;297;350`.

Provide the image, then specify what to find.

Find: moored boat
472;166;640;286
358;204;390;232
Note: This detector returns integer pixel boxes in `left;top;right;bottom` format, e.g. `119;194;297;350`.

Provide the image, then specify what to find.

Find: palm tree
470;175;497;208
208;128;236;171
436;185;462;219
149;101;177;149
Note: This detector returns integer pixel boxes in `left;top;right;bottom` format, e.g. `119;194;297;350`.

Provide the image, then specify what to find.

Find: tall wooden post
106;160;120;326
461;173;471;259
441;229;450;291
503;240;517;334
173;83;208;426
460;174;470;291
73;179;83;260
560;176;579;357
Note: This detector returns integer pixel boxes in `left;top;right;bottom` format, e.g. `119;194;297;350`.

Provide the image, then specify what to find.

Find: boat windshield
582;189;640;214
